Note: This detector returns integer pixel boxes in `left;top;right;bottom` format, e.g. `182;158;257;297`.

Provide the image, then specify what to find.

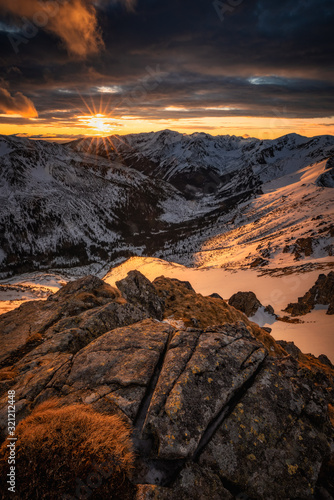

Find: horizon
2;128;334;145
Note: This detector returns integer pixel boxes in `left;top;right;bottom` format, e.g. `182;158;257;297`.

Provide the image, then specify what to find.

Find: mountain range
1;130;334;277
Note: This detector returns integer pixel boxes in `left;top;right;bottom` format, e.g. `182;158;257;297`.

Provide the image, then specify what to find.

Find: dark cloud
0;0;333;127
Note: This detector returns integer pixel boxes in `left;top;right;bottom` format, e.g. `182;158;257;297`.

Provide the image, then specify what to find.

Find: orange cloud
0;0;105;57
0;87;38;118
0;0;138;57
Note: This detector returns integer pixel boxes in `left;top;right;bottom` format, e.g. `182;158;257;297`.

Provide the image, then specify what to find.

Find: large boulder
228;291;262;317
200;355;333;499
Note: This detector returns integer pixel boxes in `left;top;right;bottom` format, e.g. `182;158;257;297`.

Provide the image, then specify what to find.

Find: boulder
200;356;333;499
116;270;165;320
143;322;267;459
228;291;262;317
0;275;125;367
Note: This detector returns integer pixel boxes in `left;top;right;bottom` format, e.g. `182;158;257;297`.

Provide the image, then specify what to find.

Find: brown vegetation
153;276;285;357
0;400;135;499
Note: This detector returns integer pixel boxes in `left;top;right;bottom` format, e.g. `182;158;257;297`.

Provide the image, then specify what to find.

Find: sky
0;0;333;141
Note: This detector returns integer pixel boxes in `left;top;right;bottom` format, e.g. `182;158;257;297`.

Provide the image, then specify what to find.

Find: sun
73;92;134;157
77;113;115;135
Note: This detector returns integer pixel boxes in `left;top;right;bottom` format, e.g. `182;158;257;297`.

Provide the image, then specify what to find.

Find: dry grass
0;399;135;499
154;276;285;357
0;367;18;381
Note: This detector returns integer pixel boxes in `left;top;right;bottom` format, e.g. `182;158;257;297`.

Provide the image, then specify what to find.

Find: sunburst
73;91;133;158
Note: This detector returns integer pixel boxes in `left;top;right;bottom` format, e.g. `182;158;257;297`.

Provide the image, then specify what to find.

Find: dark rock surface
229;291;262;316
284;271;334;316
116;270;165;320
228;291;275;319
0;272;333;500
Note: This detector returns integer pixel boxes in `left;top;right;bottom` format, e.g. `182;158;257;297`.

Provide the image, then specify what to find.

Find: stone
228;291;262;317
0;272;333;499
116;270;164;320
200;356;333;500
0;275;124;367
144;323;267;459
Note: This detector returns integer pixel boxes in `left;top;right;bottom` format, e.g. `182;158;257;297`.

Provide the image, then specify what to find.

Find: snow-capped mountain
1;131;334;277
0;135;196;277
70;130;334;199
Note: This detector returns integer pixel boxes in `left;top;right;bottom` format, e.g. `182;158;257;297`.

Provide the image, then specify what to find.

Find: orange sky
1;114;334;141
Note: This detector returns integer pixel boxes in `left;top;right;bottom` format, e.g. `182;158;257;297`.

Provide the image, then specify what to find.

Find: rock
250;257;269;267
276;340;303;359
200;356;333;500
154;276;251;328
318;354;334;369
169;279;195;292
316;158;334;187
0;275;124;367
284;271;334;316
228;291;262;317
116;270;164;320
143;322;267;459
164;463;234;500
135;465;234;500
264;304;275;315
292;237;314;259
209;293;224;300
66;319;171;402
0;272;333;500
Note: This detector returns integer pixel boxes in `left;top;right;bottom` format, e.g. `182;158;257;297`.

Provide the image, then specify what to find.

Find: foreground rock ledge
0;271;333;500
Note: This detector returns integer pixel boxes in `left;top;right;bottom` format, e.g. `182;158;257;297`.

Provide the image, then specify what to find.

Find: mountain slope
0;135;195;277
191;158;334;269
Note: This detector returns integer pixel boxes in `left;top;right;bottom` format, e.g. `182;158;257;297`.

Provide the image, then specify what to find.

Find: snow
1;132;334;364
103;256;334;362
0;141;12;157
1;255;333;361
271;308;334;361
194;159;334;269
0;272;67;315
72;131;334;187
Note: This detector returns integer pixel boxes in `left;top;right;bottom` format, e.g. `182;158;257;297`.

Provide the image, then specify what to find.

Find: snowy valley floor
0;256;333;362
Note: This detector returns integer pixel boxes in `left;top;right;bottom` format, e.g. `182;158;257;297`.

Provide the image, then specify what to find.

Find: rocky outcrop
116;270;164;320
228;291;262;317
200;355;332;500
284;271;334;316
316;156;334;187
0;272;333;500
228;290;275;318
0;275;148;368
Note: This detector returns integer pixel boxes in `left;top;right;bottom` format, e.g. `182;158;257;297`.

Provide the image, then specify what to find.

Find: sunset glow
78;114;116;136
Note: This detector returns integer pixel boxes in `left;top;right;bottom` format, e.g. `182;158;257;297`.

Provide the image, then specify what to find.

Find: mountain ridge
1;131;333;277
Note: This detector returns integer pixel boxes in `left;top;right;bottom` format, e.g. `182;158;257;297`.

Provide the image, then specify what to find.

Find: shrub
0;400;135;499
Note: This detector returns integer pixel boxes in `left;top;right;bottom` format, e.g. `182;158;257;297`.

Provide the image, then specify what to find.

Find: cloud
0;0;136;57
0;86;38;117
0;0;333;127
